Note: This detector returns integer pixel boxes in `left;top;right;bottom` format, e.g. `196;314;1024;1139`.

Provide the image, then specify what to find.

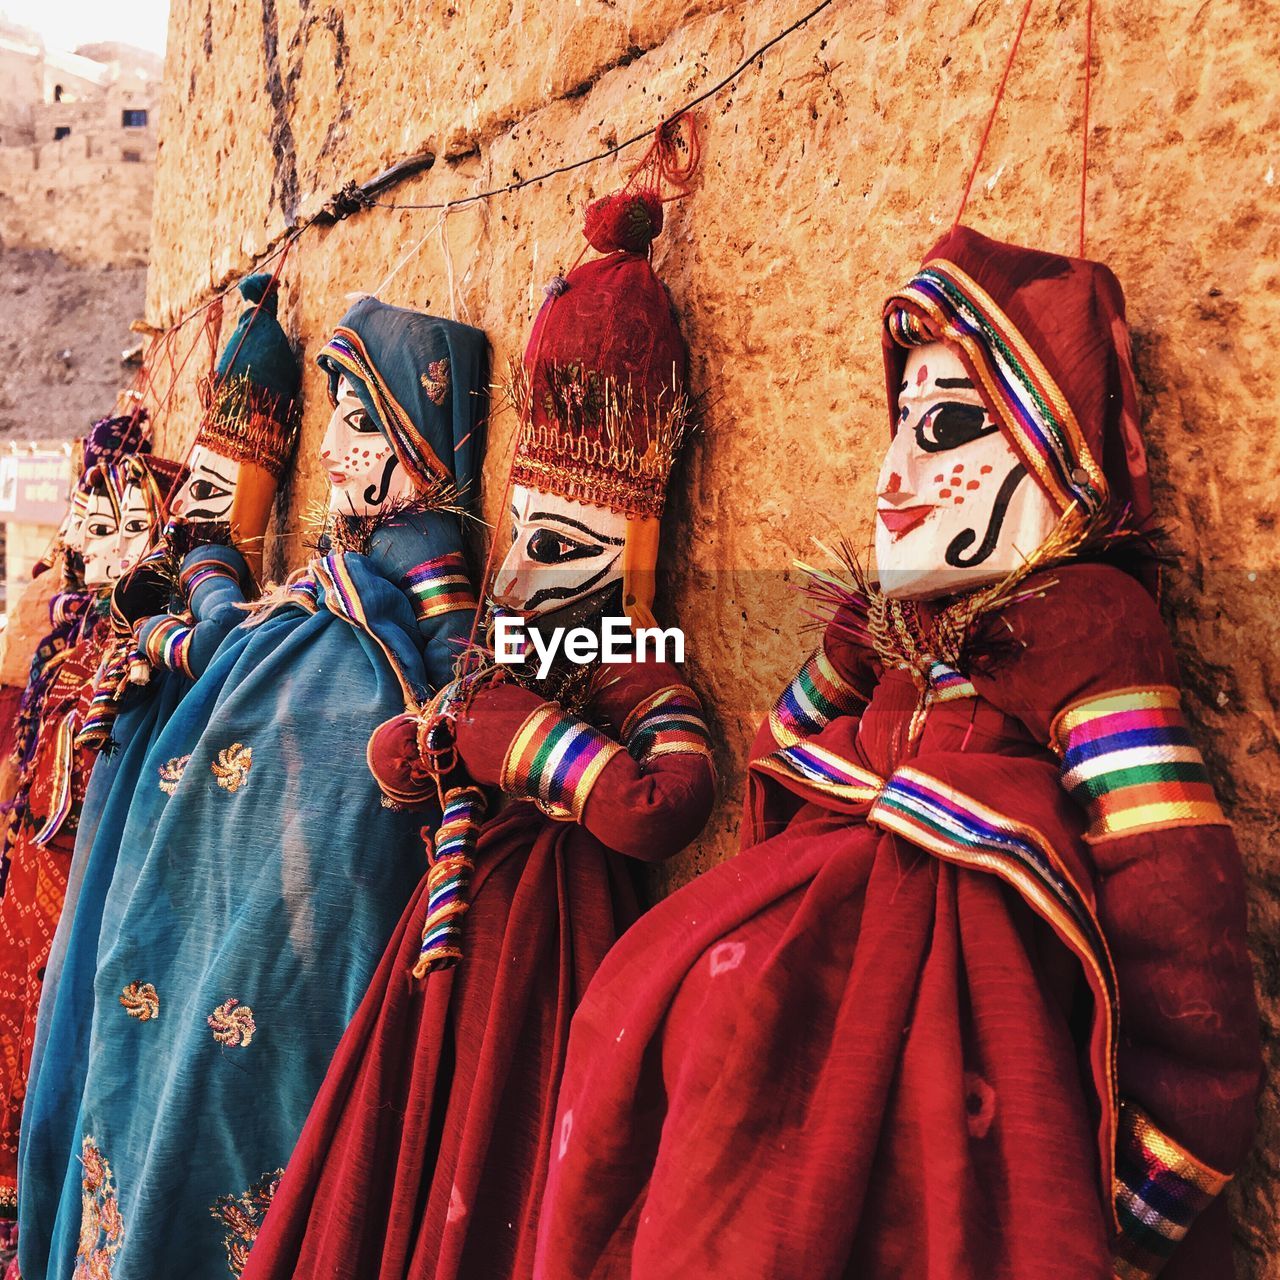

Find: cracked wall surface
146;0;1280;1268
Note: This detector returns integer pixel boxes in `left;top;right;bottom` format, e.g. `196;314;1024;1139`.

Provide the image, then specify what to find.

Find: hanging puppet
241;176;715;1280
17;276;301;1280
0;410;169;1222
30;301;486;1280
533;227;1261;1280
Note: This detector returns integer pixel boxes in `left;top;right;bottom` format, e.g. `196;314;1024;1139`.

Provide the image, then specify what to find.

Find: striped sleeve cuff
620;684;713;764
1113;1103;1230;1280
1052;686;1228;841
500;703;622;823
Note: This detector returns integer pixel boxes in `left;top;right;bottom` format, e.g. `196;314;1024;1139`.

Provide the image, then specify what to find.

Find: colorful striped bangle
768;645;866;746
1113;1104;1229;1280
141;616;195;677
500;703;622;822
399;552;475;623
179;557;240;597
621;684;712;762
1052;686;1227;840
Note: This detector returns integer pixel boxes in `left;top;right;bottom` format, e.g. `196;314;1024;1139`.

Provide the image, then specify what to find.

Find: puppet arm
453;661;715;862
134;546;254;678
975;562;1261;1278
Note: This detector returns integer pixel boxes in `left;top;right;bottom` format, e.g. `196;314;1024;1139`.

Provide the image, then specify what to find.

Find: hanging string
369;206;451;299
954;0;1035;228
1079;0;1095;256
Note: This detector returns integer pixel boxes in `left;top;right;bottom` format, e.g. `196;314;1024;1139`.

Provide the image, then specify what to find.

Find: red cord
1079;0;1094;256
954;0;1035;228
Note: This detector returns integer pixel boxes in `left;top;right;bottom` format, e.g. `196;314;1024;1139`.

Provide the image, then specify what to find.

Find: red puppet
533;227;1261;1280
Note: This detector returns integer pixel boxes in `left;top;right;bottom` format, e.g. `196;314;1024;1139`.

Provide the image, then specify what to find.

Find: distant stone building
0;22;161;265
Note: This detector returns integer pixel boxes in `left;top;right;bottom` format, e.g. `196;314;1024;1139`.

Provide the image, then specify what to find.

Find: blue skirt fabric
28;529;468;1280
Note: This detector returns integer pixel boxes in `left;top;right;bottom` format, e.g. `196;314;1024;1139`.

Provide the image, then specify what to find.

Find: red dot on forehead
916;363;929;386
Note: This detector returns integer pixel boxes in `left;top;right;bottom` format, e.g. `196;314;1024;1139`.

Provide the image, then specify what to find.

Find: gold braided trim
506;357;689;519
196;374;298;478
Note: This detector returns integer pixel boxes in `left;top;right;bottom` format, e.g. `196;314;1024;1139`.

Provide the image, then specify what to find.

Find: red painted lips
877;505;935;538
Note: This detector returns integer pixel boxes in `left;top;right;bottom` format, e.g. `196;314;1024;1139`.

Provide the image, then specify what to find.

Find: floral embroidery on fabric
208;998;257;1047
211;743;252;793
158;755;191;796
210;1168;284;1277
74;1137;123;1279
119;981;160;1021
420;357;450;406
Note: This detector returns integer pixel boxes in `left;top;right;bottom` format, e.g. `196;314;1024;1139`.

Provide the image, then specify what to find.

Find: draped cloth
22;309;489;1280
241;661;716;1280
533;567;1260;1280
17;546;252;1280
0;594;105;1215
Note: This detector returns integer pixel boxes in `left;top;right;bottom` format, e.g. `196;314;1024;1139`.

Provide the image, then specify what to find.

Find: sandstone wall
143;0;1280;1268
0;135;154;265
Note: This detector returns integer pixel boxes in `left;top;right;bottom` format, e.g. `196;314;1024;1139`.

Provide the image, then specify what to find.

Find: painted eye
915;403;997;453
123;518;149;535
86;520;115;537
526;529;587;564
190;479;231;501
345;408;380;434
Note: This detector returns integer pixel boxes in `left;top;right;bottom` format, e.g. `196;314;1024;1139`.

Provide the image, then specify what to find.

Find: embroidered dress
533;229;1261;1280
29;305;488;1280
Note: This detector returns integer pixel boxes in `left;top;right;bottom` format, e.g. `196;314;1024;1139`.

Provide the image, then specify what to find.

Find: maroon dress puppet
242;193;715;1280
533;227;1261;1280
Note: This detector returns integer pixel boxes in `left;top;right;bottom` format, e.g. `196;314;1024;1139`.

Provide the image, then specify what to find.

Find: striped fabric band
500;703;623;822
751;741;882;805
414;786;487;977
768;646;867;747
926;659;976;702
399;553;475;623
179;556;240;597
318;329;449;490
314;554;418;707
1113;1104;1229;1280
141;616;195;677
1052;687;1227;840
621;685;713;763
884;260;1106;514
31;713;77;847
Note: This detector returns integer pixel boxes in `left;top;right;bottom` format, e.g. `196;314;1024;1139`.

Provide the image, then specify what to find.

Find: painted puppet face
493;484;628;619
170;444;240;524
875;342;1058;600
320;377;414;517
115;478;154;577
80;485;121;587
61;490;91;555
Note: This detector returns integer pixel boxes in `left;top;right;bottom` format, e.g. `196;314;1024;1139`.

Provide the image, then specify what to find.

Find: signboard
0;452;73;526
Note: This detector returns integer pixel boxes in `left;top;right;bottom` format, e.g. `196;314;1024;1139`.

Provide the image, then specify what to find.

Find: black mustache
522;558;619;613
363;456;400;507
944;463;1028;568
185;505;235;521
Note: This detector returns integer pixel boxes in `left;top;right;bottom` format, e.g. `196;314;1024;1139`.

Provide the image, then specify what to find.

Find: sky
0;0;169;53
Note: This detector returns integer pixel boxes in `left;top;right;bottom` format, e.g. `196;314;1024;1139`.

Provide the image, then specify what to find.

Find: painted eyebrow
198;462;237;485
528;511;626;545
936;377;975;389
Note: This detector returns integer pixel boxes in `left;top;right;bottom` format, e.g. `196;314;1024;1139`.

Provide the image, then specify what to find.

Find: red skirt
534;806;1111;1279
243;802;640;1280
